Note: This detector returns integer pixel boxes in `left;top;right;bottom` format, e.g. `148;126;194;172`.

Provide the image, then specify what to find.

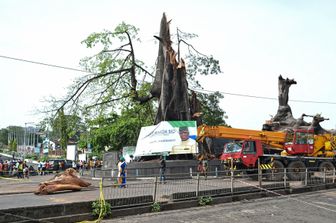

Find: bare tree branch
57;68;131;114
179;39;208;57
102;48;132;54
135;63;154;78
84;94;131;110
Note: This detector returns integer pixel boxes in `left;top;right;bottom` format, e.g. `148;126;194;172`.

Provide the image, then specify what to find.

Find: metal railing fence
99;166;336;207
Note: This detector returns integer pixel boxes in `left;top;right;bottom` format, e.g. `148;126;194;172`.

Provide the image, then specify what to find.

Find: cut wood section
35;168;91;195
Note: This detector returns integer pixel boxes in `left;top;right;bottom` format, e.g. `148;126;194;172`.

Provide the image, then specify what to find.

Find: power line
193;88;276;100
192;88;336;105
1;54;335;105
0;54;91;74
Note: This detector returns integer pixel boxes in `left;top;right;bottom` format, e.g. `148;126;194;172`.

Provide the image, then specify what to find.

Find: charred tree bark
264;75;297;130
307;114;329;134
153;13;194;124
150;15;167;99
190;91;203;126
264;75;311;131
272;75;297;124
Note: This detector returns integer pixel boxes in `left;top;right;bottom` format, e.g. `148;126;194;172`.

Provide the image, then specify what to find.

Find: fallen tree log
35;168;91;195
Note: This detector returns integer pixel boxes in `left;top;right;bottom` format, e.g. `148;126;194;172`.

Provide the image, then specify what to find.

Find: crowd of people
0;159;35;178
1;155;211;190
0;156;128;187
0;158;103;178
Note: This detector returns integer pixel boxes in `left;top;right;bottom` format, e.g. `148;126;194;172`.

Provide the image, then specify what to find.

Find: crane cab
284;130;314;155
220;140;264;169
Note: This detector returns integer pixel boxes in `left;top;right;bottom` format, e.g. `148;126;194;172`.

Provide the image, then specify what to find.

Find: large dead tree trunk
263;76;329;133
150;15;167;99
264;75;310;131
152;13;192;124
271;75;297;128
190;91;203;126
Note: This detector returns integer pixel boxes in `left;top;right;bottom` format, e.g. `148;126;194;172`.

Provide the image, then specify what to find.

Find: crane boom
197;125;287;149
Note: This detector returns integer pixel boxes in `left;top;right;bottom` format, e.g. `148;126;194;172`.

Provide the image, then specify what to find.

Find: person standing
118;157;127;188
197;161;203;174
89;158;95;177
37;160;43;175
23;161;29;179
0;161;3;176
159;156;166;184
60;161;65;171
202;159;208;180
72;160;77;170
115;159;121;187
17;161;23;178
79;160;84;176
3;161;8;176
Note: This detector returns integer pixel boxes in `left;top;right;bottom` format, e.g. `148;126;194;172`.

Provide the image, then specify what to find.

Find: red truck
197;125;336;180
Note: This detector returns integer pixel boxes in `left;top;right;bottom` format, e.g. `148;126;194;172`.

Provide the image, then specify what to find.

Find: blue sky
0;0;336;130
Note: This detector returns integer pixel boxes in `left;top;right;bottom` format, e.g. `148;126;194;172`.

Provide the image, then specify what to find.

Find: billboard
66;145;77;161
122;146;136;163
134;121;197;157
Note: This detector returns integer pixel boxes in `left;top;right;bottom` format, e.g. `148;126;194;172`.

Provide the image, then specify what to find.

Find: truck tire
319;161;335;172
287;160;306;181
267;160;284;181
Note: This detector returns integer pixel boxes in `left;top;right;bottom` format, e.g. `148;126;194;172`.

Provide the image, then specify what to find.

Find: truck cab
220;130;315;170
283;130;314;155
220;140;264;169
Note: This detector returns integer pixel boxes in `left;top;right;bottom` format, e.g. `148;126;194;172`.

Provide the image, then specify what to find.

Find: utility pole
23;124;26;155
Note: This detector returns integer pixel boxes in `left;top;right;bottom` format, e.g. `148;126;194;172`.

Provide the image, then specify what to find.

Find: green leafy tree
85;91;155;154
51;108;68;150
51;108;84;150
50;14;226;153
55;15;223;119
0;128;9;147
86;114;118;153
7;126;23;151
198;92;227;126
9;139;17;152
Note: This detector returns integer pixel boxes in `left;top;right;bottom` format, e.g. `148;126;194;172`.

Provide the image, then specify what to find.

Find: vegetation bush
151;202;161;212
92;199;112;218
198;196;213;206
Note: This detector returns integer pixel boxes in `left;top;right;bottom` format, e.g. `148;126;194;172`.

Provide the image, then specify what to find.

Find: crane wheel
287;160;306;181
267;160;284;181
319;161;335;172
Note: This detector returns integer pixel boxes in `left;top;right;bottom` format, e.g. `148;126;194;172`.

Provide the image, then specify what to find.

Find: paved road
0;174;101;210
1;165;335;223
0;173;289;211
103;189;336;223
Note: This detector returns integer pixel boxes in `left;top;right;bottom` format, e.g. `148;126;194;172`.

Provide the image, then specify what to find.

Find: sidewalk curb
0;191;34;196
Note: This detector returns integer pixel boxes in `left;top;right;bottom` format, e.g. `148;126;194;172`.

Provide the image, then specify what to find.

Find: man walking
160;156;166;184
118;157;127;188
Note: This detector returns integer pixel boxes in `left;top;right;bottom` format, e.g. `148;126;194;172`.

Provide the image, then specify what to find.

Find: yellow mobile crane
197;125;336;180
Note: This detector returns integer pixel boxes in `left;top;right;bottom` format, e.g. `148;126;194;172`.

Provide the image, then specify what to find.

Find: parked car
47;159;73;171
28;165;38;176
